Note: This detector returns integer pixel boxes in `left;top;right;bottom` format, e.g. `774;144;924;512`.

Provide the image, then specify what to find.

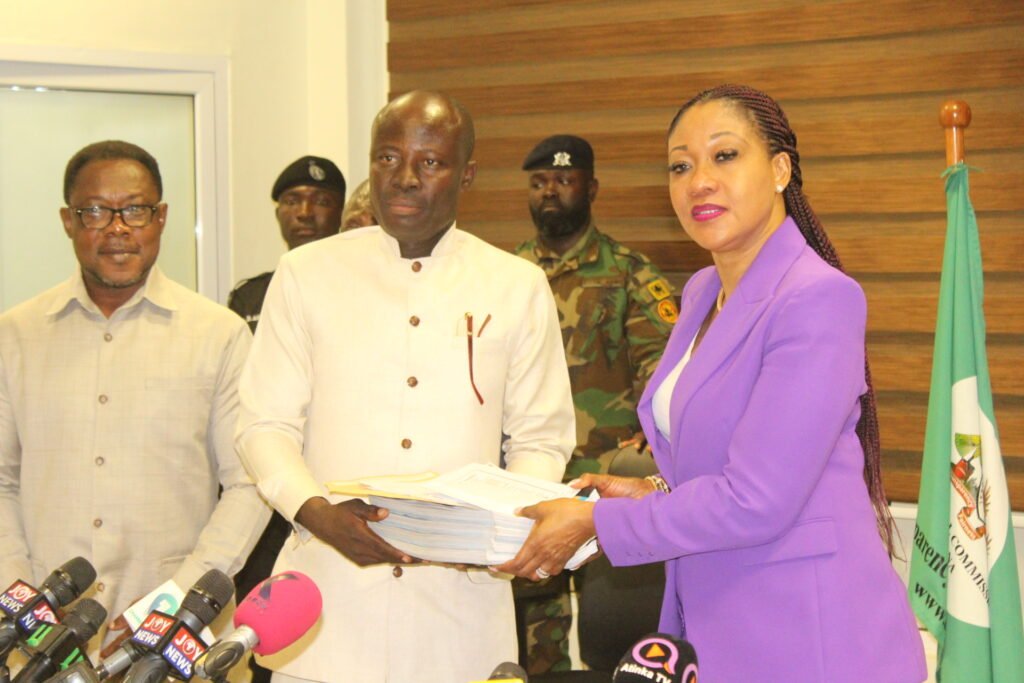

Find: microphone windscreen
234;572;322;656
183;569;234;625
612;633;697;683
44;557;96;606
63;599;108;643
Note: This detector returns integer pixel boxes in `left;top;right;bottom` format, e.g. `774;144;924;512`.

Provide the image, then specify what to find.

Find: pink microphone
196;572;322;679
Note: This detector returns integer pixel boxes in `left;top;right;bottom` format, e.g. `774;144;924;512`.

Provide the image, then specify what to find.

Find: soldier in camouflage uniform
513;135;676;674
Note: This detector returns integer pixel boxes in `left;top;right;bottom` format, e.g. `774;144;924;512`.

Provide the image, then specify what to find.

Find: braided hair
669;84;895;555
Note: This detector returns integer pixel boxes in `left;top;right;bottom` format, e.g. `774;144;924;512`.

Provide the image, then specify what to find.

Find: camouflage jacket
516;225;677;479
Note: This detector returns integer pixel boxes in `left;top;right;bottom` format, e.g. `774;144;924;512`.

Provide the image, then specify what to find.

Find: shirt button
401;438;412;449
409;316;420;327
103;333;113;342
96;582;105;592
411;261;422;273
393;567;403;578
407;377;418;387
98;395;108;404
93;518;103;528
95;457;105;466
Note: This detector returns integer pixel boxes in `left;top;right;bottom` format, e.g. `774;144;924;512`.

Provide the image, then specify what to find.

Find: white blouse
652;332;698;440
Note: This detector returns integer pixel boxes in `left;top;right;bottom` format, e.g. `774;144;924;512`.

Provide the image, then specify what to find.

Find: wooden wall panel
387;0;1024;507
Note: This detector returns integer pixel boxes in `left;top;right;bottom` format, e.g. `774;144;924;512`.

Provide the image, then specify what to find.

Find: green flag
908;163;1024;681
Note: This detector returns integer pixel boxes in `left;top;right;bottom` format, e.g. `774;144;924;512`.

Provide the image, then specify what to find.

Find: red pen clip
465;312;490;405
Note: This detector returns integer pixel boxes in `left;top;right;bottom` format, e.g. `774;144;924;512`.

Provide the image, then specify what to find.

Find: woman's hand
495;498;596;581
572;472;655;500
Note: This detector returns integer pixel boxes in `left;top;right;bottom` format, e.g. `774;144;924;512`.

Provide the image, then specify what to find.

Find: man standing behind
514;135;676;674
341;178;375;230
0;141;269;650
228;156;345;333
236;92;574;683
517;135;676;480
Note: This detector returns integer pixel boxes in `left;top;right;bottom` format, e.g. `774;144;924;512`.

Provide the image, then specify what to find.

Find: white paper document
327;463;600;568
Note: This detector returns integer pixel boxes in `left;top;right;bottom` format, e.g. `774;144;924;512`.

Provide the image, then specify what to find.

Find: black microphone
11;598;106;683
612;633;698;683
118;569;234;683
0;557;96;660
486;661;528;681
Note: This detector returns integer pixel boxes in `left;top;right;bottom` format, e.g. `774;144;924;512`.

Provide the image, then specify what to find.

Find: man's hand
99;600;141;659
295;497;415;566
572;472;655;500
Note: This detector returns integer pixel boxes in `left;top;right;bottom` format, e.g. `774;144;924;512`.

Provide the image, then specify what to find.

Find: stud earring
776;184;784;193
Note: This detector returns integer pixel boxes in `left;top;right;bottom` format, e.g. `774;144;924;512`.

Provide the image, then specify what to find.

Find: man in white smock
236;91;575;682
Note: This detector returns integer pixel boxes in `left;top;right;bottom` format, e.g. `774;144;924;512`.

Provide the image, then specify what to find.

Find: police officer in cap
228;155;346;332
227;154;344;683
514;134;677;675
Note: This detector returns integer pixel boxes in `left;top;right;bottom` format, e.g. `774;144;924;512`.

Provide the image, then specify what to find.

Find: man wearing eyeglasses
0;140;269;656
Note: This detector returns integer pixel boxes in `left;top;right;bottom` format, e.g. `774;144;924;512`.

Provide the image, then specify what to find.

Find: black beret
271;156;346;201
522;134;594;172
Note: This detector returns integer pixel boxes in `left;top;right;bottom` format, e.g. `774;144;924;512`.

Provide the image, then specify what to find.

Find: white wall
0;0;388;291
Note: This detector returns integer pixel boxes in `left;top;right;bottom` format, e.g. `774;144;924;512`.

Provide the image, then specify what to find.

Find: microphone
11;598;107;683
195;571;321;680
0;557;96;659
102;569;233;683
612;633;698;683
482;661;528;681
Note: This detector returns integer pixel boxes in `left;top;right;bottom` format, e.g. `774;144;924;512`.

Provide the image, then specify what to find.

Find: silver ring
536;567;550;579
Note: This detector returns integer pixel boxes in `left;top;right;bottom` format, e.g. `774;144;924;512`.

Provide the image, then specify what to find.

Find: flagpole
908;97;1024;682
940;100;971;166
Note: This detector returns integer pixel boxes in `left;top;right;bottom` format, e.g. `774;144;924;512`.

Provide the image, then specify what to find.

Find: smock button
103;333;113;342
401;439;412;449
407;377;418;387
93;518;103;528
409;315;420;327
98;395;108;404
411;262;422;272
393;567;403;578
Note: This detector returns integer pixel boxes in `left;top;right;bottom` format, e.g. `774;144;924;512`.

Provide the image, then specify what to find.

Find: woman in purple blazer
499;85;927;682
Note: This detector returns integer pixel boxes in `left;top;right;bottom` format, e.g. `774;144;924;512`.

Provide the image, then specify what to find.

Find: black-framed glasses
69;205;161;230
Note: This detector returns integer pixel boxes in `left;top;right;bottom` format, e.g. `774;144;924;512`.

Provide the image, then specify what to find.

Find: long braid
669;84;895;555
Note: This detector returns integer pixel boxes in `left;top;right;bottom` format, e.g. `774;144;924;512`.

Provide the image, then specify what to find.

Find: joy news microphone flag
907;163;1024;682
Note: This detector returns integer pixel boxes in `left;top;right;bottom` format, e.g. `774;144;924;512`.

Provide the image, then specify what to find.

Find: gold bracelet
645;474;670;493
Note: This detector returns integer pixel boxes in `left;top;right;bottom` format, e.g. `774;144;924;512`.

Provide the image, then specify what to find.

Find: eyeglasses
69;205;161;230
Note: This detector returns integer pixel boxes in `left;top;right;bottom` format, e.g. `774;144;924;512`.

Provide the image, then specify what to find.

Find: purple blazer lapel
664;218;808;464
637;267;718;475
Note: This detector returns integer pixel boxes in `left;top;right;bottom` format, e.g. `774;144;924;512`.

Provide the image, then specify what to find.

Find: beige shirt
0;266;269;637
237;225;574;683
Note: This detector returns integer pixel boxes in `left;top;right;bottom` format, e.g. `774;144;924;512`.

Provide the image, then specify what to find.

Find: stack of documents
327;463;599;568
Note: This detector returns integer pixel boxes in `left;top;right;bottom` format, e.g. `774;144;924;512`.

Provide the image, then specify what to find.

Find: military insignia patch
553;151;571;167
647;279;671;301
657;299;678;324
308;161;327;181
